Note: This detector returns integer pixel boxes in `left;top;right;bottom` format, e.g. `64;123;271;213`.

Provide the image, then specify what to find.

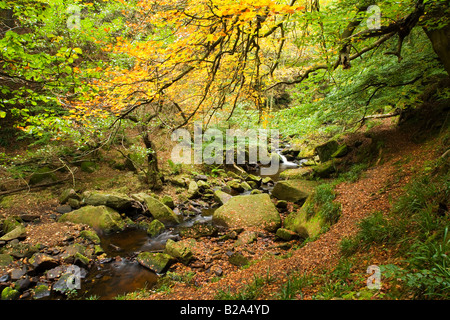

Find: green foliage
267;24;447;139
337;154;450;299
336;163;369;183
308;183;342;226
276;272;314;300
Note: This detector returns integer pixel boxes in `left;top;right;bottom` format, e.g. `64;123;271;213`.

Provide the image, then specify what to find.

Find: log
0;177;71;196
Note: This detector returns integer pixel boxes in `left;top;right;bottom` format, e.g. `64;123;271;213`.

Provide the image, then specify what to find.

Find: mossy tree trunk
139;125;162;190
425;23;450;76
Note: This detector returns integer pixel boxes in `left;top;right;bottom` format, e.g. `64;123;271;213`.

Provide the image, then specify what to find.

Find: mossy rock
79;230;101;244
271;180;318;203
137;252;175;273
226;180;245;192
275;228;298;241
59;205;126;233
332;144;349;158
160;195;175;209
147;219;165;237
165;239;194;265
245;174;262;185
214;189;232;205
314;140;339;162
283;194;324;240
139;194;180;225
59;188;81;204
5;243;38;259
82;191;133;211
0;225;26;241
312;160;336;178
213;193;281;232
29;253;59;272
33;284;51;300
179;221;218;239
0;254;13;267
1;287;20;300
240;181;252;191
233;230;257;247
228;252;249;267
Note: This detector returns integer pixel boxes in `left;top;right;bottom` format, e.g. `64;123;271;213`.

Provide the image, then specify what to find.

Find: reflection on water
79;227;180;299
79;259;158;300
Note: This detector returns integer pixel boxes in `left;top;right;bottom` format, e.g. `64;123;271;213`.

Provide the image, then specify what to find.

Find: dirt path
147;120;435;300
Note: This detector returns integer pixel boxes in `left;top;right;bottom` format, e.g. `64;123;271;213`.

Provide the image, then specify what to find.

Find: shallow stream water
74;149;301;299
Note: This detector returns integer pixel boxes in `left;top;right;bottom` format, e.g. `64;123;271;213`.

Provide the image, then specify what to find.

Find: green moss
137;252;175;273
79;230;101;244
147;219;165;237
1;287;20;300
59;205;126;233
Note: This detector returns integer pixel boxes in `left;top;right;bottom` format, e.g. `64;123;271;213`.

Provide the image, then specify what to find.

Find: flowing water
73;147;301;299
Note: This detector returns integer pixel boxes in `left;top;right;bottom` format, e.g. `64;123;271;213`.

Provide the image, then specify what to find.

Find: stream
73;148;302;299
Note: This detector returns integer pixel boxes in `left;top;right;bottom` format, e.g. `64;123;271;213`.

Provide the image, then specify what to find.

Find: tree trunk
422;1;450;76
139;125;162;190
424;23;450;76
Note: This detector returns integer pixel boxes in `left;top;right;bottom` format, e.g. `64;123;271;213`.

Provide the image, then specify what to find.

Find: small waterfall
276;149;299;168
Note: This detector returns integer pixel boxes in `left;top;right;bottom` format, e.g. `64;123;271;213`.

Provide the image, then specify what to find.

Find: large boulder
314;140;339;162
58;205;126;233
283;194;325;239
271;180;318;203
137;194;180;225
213;193;281;232
137;252;175;273
82;191;133;211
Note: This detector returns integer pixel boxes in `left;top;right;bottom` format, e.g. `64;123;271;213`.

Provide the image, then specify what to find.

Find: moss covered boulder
82;191;133;211
0;254;13;267
314;140;339;162
165;238;194;265
146;219;165;237
312;160;336;178
79;230;101;244
139;194;180;225
271;180;318;203
137;252;175;273
1;287;20;300
283;194;324;240
213;193;281;232
59;205;126;233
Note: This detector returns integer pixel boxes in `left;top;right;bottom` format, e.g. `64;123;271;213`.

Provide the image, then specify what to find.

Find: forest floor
0;116;444;300
144;118;439;300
